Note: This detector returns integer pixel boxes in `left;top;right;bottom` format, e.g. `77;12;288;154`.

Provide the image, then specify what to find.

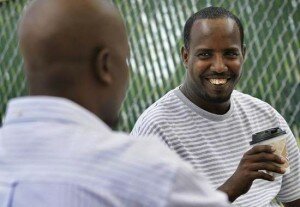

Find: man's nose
210;54;228;73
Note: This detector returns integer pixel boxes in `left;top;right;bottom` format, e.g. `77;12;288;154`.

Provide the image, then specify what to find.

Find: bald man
0;0;230;206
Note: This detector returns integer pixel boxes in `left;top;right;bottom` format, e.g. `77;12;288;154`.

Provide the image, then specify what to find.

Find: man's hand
283;199;300;207
218;145;286;202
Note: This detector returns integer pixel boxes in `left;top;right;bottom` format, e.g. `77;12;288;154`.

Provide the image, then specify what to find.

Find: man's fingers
251;171;275;181
250;163;286;174
246;145;275;155
248;152;285;164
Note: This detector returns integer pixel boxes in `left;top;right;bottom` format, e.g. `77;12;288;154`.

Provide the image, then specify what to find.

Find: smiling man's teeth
209;79;227;85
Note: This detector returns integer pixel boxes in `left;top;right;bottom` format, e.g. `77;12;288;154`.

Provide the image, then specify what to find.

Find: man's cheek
231;59;243;69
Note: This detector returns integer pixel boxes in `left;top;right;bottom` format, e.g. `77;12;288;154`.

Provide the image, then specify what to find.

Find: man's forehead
191;18;238;38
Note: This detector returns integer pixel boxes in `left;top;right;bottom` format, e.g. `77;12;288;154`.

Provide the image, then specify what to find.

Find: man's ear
242;44;246;58
181;46;189;69
94;48;113;85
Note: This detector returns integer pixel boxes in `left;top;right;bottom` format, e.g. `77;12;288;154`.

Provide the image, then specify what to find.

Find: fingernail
281;157;286;162
271;146;276;151
281;168;286;173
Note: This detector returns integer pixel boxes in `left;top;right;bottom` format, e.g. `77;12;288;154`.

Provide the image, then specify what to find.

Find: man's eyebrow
224;47;240;51
194;48;214;52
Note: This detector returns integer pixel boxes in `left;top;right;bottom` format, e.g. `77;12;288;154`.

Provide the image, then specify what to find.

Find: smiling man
180;16;244;114
132;7;300;207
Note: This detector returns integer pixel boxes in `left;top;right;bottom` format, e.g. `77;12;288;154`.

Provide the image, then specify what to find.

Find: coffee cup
250;127;290;177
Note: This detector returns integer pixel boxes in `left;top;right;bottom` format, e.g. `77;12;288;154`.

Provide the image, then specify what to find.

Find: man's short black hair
183;6;244;50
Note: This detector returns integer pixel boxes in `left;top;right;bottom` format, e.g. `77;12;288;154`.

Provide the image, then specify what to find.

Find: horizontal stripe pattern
132;88;300;207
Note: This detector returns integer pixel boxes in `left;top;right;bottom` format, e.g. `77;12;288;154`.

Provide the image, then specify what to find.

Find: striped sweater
132;88;300;207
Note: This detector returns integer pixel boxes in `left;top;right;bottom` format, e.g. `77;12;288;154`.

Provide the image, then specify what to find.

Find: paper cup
250;127;290;177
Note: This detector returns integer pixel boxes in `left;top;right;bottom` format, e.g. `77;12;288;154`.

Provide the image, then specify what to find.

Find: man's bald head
19;0;130;127
20;0;123;68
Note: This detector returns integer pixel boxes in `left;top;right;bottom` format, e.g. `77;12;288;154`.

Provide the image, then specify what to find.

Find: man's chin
204;93;232;104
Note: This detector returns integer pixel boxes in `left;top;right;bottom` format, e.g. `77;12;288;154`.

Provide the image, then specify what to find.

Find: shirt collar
3;96;112;132
174;87;234;122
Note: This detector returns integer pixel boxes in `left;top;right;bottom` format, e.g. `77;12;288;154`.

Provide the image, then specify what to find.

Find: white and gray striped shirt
132;88;300;207
0;96;229;207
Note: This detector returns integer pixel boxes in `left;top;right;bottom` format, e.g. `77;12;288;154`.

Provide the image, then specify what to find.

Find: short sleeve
275;112;300;203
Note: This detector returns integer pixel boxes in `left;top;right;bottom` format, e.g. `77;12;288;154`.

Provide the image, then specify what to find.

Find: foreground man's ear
242;44;246;58
94;48;113;85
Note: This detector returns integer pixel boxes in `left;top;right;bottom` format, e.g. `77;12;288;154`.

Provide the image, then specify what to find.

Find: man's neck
180;83;231;115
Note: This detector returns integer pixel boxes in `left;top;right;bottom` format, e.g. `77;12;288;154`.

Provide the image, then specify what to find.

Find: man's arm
217;145;286;202
283;199;300;207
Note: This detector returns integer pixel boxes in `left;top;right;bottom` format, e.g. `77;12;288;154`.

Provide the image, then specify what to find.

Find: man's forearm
283;199;300;207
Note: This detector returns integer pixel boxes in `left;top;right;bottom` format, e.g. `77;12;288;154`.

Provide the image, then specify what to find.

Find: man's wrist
217;183;238;203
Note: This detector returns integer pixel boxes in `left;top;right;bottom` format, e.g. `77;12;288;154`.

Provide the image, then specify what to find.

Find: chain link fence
1;0;299;141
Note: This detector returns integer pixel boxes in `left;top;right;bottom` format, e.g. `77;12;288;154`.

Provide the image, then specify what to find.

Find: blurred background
0;0;299;142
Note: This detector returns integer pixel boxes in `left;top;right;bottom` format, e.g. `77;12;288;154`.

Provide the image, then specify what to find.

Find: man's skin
19;0;130;128
180;18;300;206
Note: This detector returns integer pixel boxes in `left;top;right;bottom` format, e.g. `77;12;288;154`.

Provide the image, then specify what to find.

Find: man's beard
201;90;233;104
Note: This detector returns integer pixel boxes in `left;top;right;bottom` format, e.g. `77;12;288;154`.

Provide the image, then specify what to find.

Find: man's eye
197;53;211;58
224;51;239;57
